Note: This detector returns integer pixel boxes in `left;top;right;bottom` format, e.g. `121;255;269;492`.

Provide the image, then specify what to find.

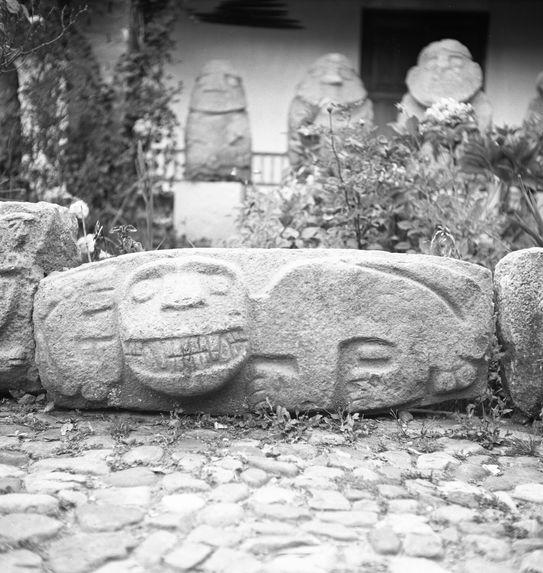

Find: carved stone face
296;53;367;104
119;258;249;397
189;60;247;113
406;39;483;107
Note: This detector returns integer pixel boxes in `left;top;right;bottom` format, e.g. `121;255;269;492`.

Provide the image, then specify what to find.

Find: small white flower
69;199;90;220
77;234;94;255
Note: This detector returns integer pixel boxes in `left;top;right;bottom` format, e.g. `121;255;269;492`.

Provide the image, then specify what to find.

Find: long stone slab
495;248;543;417
33;249;494;413
0;201;79;392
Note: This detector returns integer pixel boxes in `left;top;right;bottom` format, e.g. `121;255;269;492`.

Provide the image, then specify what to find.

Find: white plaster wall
169;0;361;153
486;1;543;126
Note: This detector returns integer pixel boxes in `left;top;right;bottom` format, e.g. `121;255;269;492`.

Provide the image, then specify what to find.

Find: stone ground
0;397;542;573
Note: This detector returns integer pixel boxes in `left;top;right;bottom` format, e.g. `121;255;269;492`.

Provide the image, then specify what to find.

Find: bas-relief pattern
0;202;78;391
288;53;374;168
34;251;493;413
184;60;252;182
396;39;492;131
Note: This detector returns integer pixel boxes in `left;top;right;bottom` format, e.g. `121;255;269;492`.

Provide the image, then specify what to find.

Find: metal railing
172;150;289;187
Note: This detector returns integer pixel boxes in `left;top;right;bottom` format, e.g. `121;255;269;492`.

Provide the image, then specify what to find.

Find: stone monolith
288;53;373;168
185;60;251;182
34;249;493;413
396;39;492;131
495;248;543;417
0;201;79;392
524;71;543;133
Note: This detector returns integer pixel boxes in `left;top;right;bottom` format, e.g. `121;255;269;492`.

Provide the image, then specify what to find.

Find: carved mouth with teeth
122;328;249;397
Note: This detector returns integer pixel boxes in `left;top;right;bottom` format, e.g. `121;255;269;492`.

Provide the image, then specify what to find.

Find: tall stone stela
396;39;493;131
34;249;493;414
184;60;252;182
0;202;79;392
288;53;374;169
524;71;543;132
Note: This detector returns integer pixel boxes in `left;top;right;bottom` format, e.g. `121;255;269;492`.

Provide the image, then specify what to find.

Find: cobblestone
0;399;541;572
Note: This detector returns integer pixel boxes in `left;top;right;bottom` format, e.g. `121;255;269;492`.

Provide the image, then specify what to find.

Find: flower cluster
422;98;476;128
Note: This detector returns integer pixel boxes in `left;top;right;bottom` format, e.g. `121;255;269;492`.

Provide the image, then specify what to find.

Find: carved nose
321;73;343;85
161;279;206;310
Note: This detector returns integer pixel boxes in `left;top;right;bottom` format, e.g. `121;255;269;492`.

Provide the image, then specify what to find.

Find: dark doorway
361;9;490;130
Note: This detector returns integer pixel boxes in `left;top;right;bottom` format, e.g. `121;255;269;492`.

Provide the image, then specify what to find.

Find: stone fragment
92;559;145;573
0;201;79;392
308;489;350;511
0;512;62;544
396;39;492;131
403;532;443;558
389;557;453;573
76;503;144;531
250;486;297;505
315;510;378;527
24;471;87;494
387;499;418;513
185;60;251;182
241;535;319;554
0;463;24;478
94;486;152;507
0;493;59;514
164;543;213;571
251;503;311;521
0;450;29;466
521;550;543;573
431;504;477;524
288;53;373;167
162;472;211;493
0;549;42;573
134;531;178;566
29;450;111;475
106;466;159;487
160;493;206;515
34;250;493;413
240;468;269;487
368;527;402;555
174;452;207;472
245;455;298;477
0;476;22;493
121;445;164;465
201;547;262;573
209;482;250;502
416;452;459;471
495;248;543;416
465;534;511;561
512;483;543;504
302;520;359;541
462;560;516;573
198;502;244;527
46;532;137;573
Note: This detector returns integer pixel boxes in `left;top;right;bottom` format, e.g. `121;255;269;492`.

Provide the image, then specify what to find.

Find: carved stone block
495;248;543;417
0;201;79;392
34;249;493;413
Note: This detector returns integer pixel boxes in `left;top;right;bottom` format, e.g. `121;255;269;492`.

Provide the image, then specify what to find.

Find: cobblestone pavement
0;398;542;573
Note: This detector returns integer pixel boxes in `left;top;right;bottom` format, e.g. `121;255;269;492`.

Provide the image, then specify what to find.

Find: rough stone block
495;248;543;417
33;249;493;413
0;201;79;392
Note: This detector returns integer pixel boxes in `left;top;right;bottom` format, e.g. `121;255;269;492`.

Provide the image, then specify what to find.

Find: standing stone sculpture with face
288;53;373;168
185;60;252;182
397;39;492;131
524;72;543;132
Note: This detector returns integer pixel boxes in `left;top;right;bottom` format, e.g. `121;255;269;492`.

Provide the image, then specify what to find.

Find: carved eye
209;276;230;295
226;75;240;87
132;280;155;303
449;55;464;67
